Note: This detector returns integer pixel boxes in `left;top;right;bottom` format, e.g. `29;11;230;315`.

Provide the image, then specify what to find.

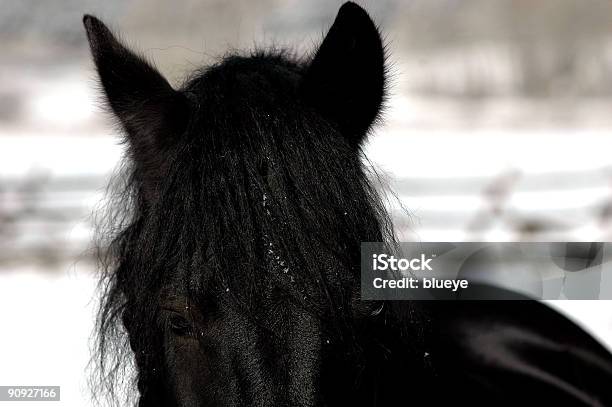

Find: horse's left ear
83;15;189;161
301;2;386;147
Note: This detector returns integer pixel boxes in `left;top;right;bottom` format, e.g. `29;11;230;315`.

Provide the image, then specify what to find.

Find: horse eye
167;313;192;336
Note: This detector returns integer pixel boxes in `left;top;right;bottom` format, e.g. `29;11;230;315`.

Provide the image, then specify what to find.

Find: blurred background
1;0;612;405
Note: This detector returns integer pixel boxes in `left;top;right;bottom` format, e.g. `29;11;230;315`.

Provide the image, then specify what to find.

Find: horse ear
83;15;189;161
301;2;386;147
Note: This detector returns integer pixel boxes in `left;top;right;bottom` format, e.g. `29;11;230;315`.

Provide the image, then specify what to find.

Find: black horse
85;3;612;406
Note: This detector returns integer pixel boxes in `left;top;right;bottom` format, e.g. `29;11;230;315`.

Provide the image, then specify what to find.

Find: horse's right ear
301;2;386;148
83;15;188;162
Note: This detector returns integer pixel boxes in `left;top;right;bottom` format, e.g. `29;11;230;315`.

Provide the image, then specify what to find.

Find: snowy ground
0;266;99;406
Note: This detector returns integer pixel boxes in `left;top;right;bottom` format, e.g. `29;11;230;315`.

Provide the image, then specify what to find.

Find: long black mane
94;48;396;404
